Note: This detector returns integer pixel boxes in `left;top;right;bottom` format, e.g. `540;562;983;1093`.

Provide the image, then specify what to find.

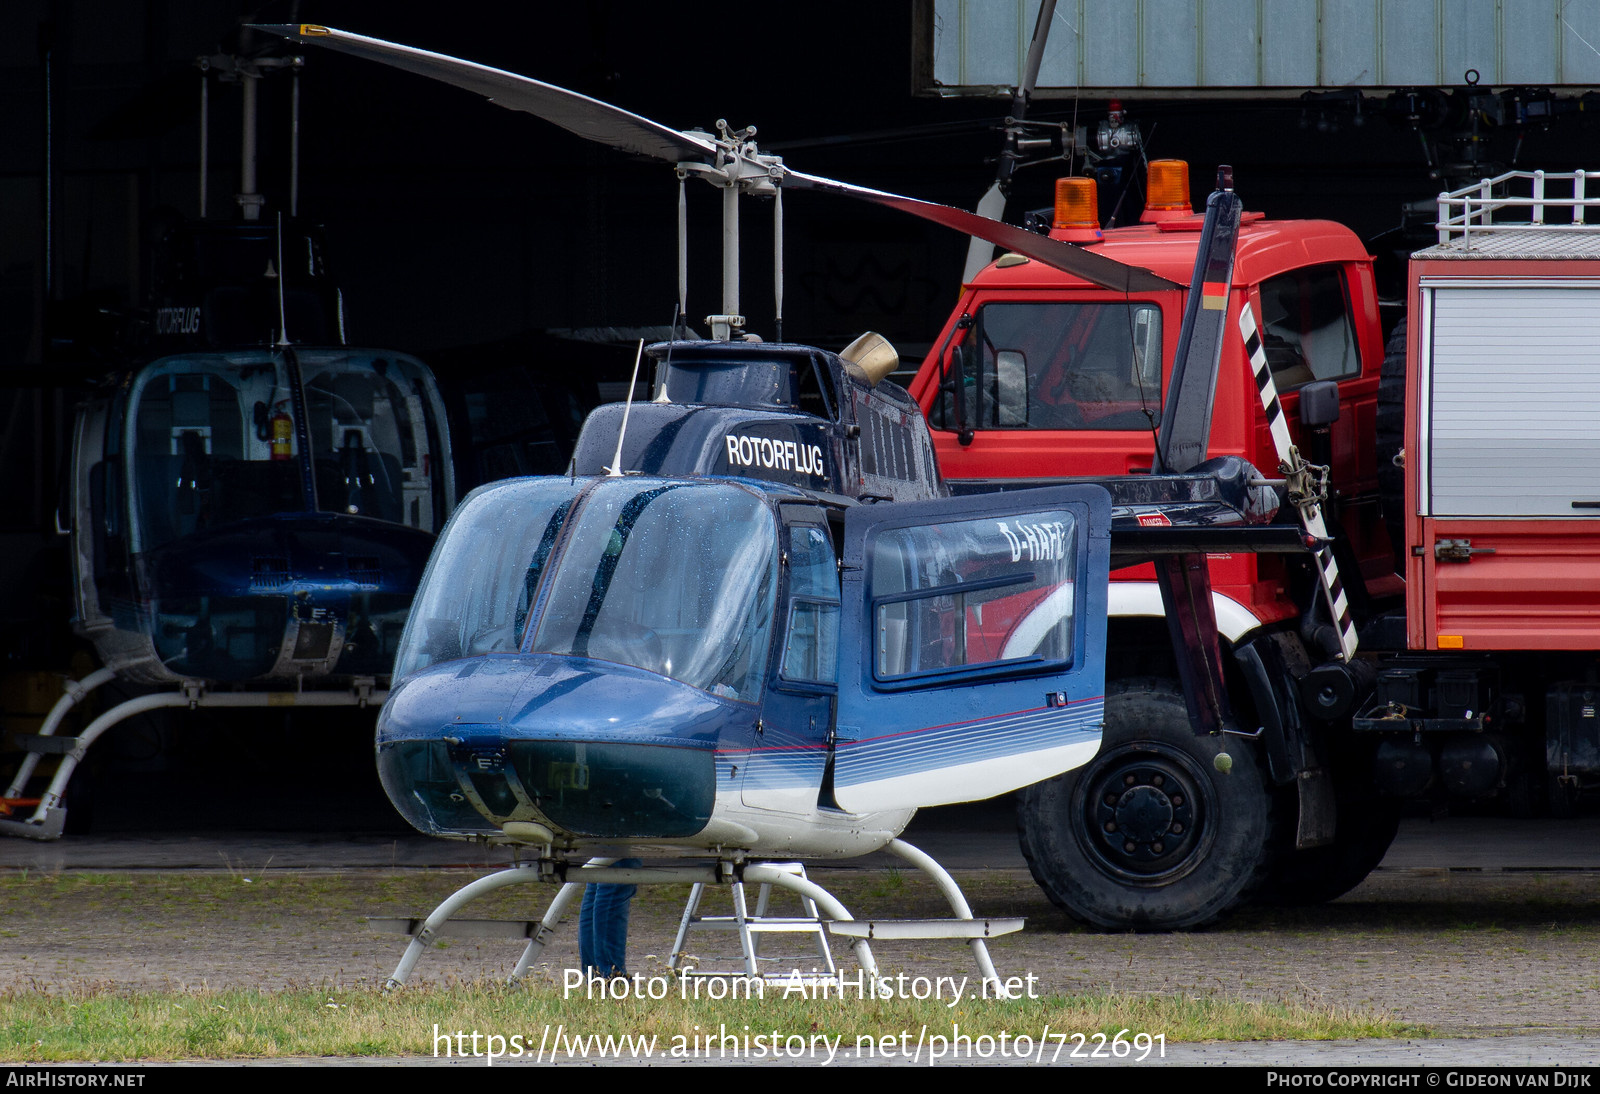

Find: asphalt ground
6;799;1600;875
6;721;1600;1068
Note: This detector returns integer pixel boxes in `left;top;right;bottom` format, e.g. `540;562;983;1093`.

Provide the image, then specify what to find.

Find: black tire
1017;679;1275;931
1254;791;1400;906
1376;319;1408;569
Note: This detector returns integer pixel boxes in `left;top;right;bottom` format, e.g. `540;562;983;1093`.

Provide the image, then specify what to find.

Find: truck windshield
532;480;778;701
935;302;1163;432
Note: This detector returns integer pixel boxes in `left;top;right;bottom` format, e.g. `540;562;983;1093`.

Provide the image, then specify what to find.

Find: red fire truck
909;163;1598;929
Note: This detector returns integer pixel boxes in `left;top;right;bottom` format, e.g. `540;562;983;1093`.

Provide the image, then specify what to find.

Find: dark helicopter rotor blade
255;24;718;163
1154;167;1243;473
257;24;1177;294
783;168;1178;293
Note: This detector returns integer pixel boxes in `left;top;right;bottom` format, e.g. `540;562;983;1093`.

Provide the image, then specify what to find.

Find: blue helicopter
246;26;1308;987
1;45;457;839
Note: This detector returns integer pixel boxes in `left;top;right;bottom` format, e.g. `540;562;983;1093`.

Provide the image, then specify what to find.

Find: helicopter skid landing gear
0;677;386;841
376;859;879;991
375;840;1020;992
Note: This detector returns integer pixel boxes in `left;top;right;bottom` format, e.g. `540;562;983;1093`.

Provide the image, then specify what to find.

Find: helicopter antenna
676;173;688;329
198;63;209;217
606;338;646;476
655;305;679;402
274;212;290;346
288;58;302;216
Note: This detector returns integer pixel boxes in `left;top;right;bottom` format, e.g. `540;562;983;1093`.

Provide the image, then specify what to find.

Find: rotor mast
678;120;786;341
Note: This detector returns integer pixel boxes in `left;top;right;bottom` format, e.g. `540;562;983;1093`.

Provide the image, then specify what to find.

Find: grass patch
4;870;1484;1058
0;983;1418;1062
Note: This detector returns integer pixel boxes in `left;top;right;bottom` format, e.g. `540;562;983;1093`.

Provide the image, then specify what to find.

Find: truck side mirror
954;341;978;445
1298;380;1340;428
994;350;1029;427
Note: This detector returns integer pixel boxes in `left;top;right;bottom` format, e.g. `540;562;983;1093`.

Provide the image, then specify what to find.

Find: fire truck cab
907;162;1402;928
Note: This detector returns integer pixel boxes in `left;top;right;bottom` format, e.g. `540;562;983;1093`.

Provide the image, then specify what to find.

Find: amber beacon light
1052;176;1100;230
1142;159;1194;220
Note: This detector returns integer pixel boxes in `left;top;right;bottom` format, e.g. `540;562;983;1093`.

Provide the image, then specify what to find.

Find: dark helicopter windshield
125;351;449;554
300;350;448;529
128;354;302;552
532;480;778;701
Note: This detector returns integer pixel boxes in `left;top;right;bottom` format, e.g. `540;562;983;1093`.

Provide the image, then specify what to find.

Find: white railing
1437;170;1600;246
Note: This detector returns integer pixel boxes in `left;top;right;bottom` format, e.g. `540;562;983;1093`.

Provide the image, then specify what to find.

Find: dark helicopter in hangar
1;40;457;839
247;26;1323;988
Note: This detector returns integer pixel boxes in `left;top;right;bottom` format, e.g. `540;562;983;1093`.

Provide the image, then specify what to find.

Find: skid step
827;918;1025;940
0;813;66;840
15;734;77;755
368;917;550;939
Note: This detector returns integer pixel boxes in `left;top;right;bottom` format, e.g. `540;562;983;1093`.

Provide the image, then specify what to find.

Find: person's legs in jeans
578;857;642;976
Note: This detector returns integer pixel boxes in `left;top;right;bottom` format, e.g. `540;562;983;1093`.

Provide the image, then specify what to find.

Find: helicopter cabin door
833;484;1111;814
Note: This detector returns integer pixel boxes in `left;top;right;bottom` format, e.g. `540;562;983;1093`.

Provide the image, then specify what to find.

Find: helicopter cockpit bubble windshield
392;477;778;700
532;482;777;699
379;475;790;844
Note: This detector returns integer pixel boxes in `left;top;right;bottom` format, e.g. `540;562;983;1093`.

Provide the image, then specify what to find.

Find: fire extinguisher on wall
270;402;293;461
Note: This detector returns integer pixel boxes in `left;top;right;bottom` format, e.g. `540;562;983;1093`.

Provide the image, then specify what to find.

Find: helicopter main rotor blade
256;24;718;164
1155;171;1242;473
782;168;1177;293
258;24;1178;294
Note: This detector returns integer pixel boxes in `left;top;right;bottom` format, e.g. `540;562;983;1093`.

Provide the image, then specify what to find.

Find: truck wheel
1017;680;1274;930
1255;793;1400;906
1376;318;1407;567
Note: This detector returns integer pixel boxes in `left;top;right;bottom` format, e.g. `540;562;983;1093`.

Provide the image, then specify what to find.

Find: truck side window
1257;265;1361;391
945;302;1162;432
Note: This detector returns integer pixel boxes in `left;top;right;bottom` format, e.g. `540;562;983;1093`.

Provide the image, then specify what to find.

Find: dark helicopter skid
94;511;433;687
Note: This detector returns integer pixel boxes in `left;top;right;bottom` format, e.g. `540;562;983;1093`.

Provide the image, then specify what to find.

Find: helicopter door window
867;508;1077;683
128;364;263;551
780;524;841;684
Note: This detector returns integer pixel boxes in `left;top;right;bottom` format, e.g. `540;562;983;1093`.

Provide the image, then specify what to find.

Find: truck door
1248;262;1392;596
832;484;1111;814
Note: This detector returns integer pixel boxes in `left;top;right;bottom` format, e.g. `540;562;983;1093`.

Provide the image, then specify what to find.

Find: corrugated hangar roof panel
928;0;1596;92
